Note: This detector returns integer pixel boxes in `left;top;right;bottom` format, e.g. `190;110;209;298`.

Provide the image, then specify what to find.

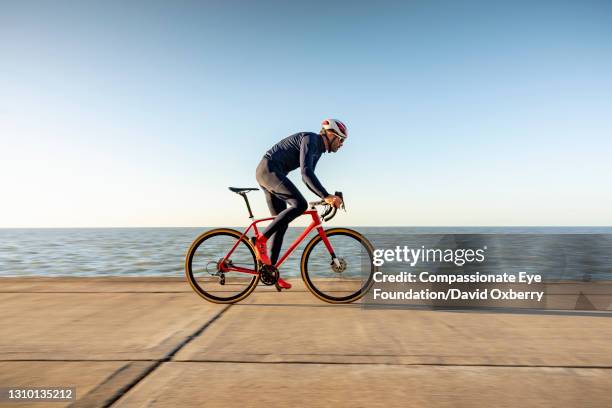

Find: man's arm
300;134;330;198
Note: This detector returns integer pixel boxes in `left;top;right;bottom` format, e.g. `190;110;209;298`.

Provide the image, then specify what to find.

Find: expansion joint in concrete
70;304;232;408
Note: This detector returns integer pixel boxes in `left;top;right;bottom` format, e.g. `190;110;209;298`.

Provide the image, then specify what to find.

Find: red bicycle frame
219;209;336;275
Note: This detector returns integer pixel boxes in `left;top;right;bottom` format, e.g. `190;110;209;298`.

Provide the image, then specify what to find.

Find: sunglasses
331;131;347;141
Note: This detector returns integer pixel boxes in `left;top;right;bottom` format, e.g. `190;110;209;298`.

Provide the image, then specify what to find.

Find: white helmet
321;118;348;139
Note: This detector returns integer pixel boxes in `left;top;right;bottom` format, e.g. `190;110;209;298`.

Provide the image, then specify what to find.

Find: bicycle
185;187;376;304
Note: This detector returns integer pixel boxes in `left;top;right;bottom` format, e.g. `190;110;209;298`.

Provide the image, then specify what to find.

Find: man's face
327;131;345;153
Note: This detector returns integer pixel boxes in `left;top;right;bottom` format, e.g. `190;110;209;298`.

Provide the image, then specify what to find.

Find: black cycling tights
256;159;308;265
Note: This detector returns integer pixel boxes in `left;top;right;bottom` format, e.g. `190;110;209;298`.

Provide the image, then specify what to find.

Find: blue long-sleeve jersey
263;132;329;198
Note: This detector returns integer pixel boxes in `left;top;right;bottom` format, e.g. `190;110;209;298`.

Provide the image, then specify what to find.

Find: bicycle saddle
228;187;260;194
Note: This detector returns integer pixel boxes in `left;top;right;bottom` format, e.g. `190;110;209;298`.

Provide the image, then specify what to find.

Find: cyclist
254;119;347;289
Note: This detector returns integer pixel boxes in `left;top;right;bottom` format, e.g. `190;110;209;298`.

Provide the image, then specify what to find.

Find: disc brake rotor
205;260;219;275
331;258;347;273
205;260;226;284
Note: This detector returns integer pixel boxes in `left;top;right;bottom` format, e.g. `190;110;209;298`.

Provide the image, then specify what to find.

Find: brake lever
321;191;345;222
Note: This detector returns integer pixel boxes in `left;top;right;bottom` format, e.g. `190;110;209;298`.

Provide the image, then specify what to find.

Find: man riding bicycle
254;119;347;289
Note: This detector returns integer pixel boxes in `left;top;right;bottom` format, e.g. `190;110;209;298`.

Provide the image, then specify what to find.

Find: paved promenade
1;278;612;407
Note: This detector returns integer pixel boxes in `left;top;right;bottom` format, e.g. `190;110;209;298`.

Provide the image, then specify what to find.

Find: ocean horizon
1;227;611;278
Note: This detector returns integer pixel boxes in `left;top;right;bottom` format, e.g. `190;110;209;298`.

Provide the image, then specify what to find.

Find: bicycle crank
259;264;279;286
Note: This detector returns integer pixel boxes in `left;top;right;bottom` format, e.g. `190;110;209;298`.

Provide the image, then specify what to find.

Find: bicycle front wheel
185;228;259;304
301;228;375;303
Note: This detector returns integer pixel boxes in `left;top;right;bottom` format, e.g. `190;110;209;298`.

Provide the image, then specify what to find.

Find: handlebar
308;191;345;222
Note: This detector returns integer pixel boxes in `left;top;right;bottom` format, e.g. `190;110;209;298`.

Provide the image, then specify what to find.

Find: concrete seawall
1;277;612;407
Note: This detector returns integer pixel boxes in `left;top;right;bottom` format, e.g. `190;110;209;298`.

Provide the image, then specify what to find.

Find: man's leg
262;188;287;265
261;178;308;245
260;180;306;290
255;159;307;267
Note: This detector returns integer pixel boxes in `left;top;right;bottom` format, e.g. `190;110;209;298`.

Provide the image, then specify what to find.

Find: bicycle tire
185;228;259;304
301;228;375;303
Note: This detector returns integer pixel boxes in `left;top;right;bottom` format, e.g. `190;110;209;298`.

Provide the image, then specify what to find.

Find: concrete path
1;278;612;407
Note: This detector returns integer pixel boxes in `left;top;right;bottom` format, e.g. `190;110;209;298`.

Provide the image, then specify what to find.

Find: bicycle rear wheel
185;228;259;303
301;228;375;303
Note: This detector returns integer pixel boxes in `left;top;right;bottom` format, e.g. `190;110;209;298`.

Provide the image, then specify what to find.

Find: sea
1;227;611;279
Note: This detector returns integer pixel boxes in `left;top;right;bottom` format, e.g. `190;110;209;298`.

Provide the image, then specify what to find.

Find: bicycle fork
317;227;341;267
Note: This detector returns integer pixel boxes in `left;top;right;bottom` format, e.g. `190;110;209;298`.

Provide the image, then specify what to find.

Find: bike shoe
276;277;292;290
253;236;272;266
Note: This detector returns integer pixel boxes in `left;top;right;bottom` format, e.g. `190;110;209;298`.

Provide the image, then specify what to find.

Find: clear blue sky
1;0;611;227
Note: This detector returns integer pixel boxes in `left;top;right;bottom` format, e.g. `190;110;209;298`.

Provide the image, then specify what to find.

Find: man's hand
324;195;343;208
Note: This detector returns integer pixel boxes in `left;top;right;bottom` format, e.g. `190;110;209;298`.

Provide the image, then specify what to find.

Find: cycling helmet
321;119;348;139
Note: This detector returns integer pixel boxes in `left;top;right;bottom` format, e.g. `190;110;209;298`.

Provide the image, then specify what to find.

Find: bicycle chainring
259;264;279;286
